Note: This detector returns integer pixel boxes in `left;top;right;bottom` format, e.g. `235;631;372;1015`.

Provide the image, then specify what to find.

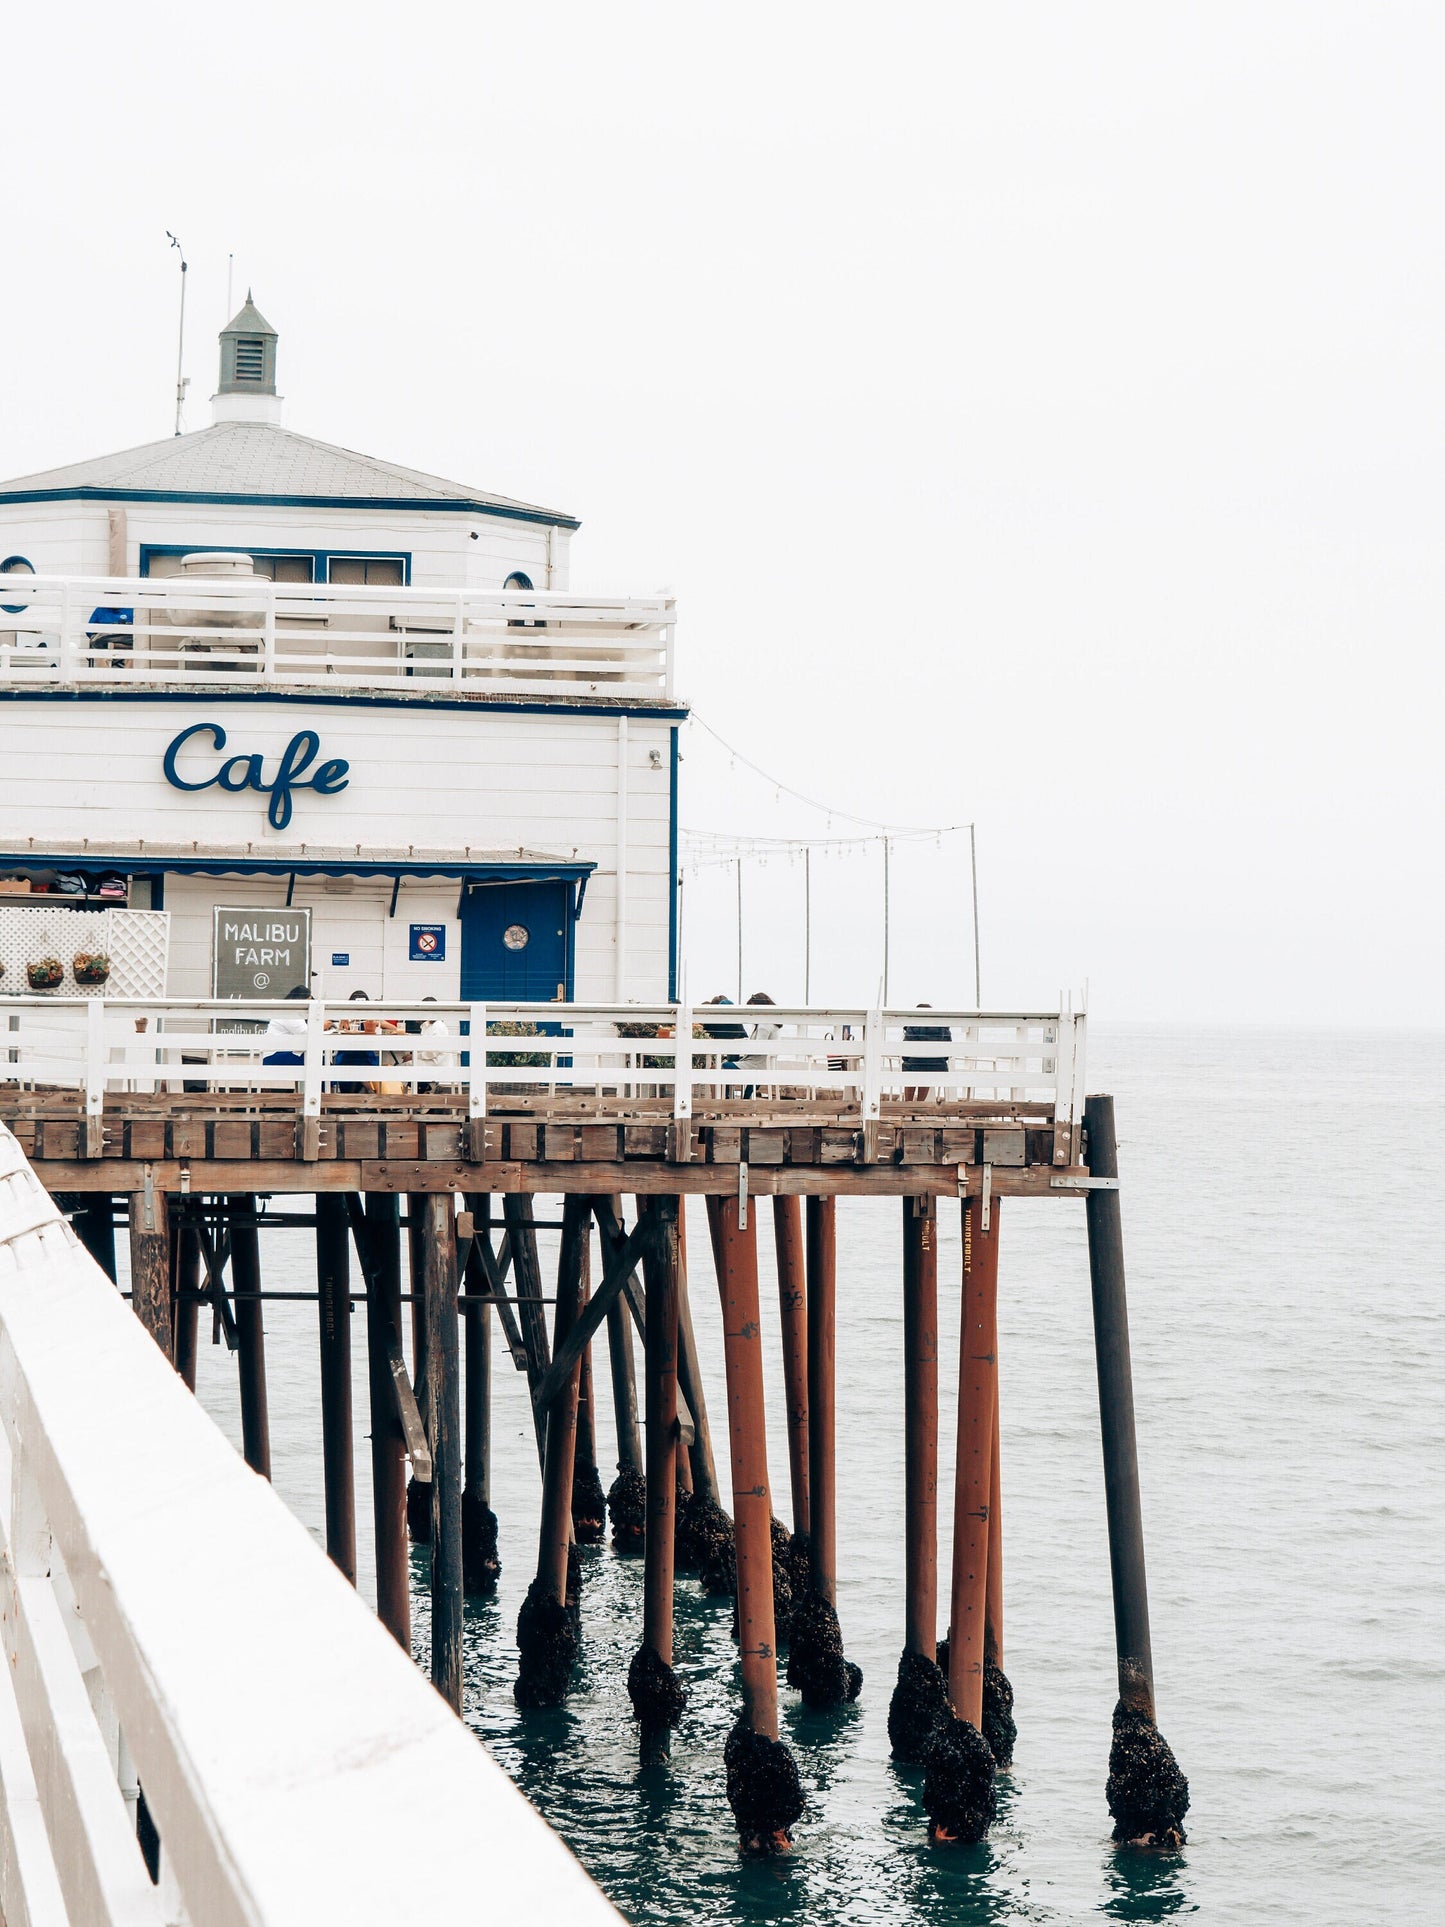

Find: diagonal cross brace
531;1213;647;1415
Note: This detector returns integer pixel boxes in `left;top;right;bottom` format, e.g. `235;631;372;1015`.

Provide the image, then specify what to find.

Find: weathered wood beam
531;1214;646;1415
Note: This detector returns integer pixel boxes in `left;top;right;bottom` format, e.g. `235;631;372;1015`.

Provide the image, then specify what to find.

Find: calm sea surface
189;1026;1445;1924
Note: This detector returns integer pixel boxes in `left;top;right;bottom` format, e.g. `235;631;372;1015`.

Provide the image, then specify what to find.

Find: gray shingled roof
0;422;578;528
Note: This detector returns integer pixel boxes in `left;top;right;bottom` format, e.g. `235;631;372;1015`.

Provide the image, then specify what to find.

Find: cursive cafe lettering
162;723;350;830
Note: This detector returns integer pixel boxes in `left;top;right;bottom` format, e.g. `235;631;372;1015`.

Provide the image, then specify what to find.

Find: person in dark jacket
902;1003;952;1104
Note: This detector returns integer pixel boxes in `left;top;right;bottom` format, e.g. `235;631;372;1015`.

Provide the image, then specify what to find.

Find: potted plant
73;952;111;987
26;957;64;991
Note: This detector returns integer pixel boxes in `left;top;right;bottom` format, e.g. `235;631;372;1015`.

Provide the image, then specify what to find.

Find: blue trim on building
0;689;689;721
0;486;581;532
668;722;680;1001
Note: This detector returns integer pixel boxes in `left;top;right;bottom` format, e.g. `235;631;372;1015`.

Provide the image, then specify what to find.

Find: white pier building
0;297;680;1012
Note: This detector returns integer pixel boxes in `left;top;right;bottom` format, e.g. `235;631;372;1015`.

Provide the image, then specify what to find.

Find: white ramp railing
0;1125;618;1926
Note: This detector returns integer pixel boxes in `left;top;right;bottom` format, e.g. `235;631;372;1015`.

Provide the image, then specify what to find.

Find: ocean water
188;1026;1445;1924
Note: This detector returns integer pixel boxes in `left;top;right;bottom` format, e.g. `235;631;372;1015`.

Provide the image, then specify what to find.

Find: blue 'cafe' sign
162;724;350;831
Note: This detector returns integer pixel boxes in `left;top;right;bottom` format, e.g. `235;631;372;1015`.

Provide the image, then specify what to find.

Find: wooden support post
947;1197;999;1728
805;1194;838;1605
606;1292;643;1478
228;1199;270;1479
73;1198;116;1281
1084;1092;1155;1717
535;1197;587;1604
466;1286;493;1505
172;1221;201;1394
714;1196;779;1741
422;1194;463;1712
772;1194;810;1540
364;1193;410;1648
315;1193;357;1586
406;1192;433;1538
571;1332;606;1542
515;1198;589;1710
902;1196;939;1659
638;1196;681;1761
674;1203;720;1505
461;1194;499;1595
128;1184;172;1361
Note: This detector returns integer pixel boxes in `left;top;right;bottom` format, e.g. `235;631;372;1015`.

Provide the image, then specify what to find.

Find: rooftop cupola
211;293;283;425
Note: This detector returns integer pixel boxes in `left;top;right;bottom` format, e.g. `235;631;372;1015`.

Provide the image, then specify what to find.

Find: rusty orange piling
947;1197;1000;1728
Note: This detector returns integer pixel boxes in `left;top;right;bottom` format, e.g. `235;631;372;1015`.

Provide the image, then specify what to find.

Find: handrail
0;575;677;699
0;1124;618;1924
0;998;1087;1123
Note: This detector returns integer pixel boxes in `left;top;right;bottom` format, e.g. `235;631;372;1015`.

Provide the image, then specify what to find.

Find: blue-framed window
139;545;411;585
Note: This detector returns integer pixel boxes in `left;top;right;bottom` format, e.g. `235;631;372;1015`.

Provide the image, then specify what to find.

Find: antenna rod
166;232;189;436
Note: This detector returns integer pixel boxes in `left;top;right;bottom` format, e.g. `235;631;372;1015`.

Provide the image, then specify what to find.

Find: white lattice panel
0;907;170;997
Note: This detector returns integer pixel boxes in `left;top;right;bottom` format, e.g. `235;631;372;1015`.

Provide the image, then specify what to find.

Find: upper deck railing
0;575;677;701
0;1124;618;1923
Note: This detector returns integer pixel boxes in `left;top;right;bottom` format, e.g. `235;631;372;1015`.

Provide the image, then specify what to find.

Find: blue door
459;882;571;1002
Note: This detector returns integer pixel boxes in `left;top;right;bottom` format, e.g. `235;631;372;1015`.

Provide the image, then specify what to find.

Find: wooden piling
315;1194;356;1585
1083;1093;1155;1718
406;1192;432;1538
805;1195;838;1605
421;1194;463;1712
172;1221;201;1394
505;1193;551;1468
535;1197;588;1605
902;1196;939;1659
606;1291;643;1476
639;1196;681;1761
363;1193;410;1648
128;1185;172;1361
947;1197;1000;1728
462;1193;494;1502
228;1199;270;1479
674;1206;721;1505
713;1195;780;1741
772;1195;810;1540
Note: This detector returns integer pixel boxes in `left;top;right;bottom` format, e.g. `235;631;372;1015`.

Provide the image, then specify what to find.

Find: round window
502;923;530;951
1;555;35;617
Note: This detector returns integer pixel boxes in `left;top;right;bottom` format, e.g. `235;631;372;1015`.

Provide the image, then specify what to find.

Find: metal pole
316;1194;356;1585
804;846;812;1004
947;1196;999;1728
1084;1093;1155;1718
969;823;981;1007
902;1197;939;1658
771;1195;810;1539
883;836;891;1006
736;857;743;1004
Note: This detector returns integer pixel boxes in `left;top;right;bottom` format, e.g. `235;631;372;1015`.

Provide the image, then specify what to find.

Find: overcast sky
5;3;1440;1022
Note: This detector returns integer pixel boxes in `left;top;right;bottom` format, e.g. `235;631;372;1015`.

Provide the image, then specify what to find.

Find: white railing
0;997;1087;1124
0;576;676;700
0;1124;618;1925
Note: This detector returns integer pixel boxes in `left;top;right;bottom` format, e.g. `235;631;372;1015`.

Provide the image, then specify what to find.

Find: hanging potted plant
73;951;111;987
26;957;64;991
